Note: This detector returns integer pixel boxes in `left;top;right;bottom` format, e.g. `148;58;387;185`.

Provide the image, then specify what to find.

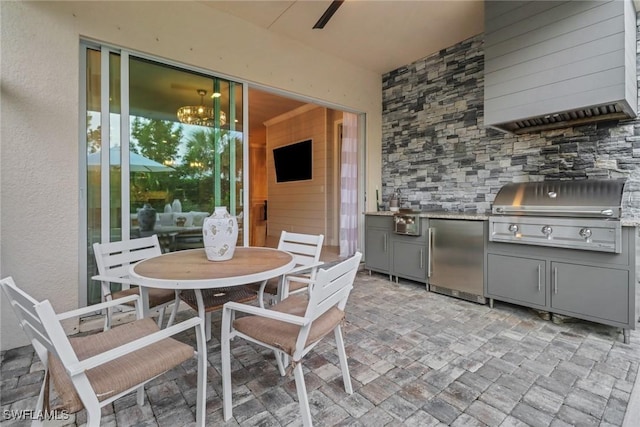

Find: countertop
365;211;489;221
366;211;640;227
621;218;640;227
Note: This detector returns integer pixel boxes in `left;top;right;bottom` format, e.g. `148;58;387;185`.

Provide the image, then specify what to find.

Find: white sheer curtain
339;113;358;257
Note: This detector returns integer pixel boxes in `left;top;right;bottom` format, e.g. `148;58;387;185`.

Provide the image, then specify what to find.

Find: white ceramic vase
202;206;238;261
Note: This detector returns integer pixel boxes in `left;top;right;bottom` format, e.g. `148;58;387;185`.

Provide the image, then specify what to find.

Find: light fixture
177;89;226;127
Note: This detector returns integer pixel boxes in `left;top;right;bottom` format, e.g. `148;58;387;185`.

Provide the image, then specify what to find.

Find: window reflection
85;48;244;305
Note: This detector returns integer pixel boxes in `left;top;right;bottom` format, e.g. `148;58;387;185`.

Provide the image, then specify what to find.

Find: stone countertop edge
365;211;640;226
364;211;489;221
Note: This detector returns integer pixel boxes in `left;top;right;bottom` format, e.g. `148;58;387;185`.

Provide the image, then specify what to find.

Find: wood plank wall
265;105;332;240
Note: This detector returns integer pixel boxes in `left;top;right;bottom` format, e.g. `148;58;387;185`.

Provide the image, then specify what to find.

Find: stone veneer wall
381;22;640;218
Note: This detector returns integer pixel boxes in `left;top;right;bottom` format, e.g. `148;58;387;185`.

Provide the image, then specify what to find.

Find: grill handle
494;207;618;217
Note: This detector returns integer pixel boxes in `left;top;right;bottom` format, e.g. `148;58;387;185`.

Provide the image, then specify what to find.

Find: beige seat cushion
233;295;344;357
112;286;175;308
48;318;194;413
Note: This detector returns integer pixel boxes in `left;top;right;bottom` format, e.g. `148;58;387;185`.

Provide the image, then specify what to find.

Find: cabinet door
487;254;546;307
551;262;629;325
392;241;426;282
365;228;390;272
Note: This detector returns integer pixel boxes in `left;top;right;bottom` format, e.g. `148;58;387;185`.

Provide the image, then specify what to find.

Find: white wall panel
0;1;381;350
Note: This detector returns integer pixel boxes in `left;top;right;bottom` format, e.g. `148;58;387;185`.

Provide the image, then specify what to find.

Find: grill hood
484;1;637;135
492;179;627;219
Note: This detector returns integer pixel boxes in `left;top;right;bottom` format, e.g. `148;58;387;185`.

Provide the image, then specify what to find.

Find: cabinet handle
420;249;424;269
427;228;433;278
553;267;558;294
537;264;541;292
383;234;387;252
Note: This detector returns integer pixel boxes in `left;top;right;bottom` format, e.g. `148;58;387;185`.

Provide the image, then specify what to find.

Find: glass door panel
84;45;245;305
86;49;124;305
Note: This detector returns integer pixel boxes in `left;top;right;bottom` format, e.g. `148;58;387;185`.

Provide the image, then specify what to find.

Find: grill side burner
490;179;626;253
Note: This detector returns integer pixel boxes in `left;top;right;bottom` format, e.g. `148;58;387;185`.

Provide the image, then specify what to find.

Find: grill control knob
508;224;519;233
579;228;592;239
541;225;553;236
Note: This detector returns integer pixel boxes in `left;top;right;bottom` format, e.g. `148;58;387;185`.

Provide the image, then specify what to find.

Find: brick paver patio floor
2;271;639;426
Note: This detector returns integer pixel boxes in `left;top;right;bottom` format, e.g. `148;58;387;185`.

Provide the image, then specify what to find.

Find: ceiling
110;2;485;137
202;0;484;75
205;0;485;134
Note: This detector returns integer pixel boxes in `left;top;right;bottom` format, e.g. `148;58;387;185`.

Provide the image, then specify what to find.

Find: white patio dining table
128;246;295;331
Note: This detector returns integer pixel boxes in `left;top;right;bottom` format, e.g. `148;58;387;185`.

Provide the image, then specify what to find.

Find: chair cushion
232;295;345;357
48;318;194;413
180;287;256;313
112;287;175;308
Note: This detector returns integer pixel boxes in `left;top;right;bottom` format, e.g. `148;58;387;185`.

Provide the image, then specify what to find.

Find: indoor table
129;247;295;339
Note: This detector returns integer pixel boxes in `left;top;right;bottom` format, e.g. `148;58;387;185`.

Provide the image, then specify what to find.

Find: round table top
129;247;295;289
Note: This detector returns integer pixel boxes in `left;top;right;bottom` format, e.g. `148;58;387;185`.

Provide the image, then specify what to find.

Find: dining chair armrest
91;274;134;286
66;316;203;376
284;276;315;285
56;295;141;320
224;301;311;326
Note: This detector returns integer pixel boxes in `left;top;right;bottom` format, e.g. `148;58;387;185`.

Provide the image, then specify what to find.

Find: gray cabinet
551;262;629;325
391;218;428;283
365;215;429;282
486;226;637;343
365;216;391;274
392;239;426;282
487;254;546;308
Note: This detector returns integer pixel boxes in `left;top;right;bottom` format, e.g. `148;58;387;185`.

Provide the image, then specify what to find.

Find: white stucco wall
0;1;382;351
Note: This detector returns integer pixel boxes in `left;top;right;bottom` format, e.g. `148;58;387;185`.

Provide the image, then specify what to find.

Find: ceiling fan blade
313;0;344;29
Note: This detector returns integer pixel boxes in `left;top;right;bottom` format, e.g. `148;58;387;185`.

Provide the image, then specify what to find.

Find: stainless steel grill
489;179;626;253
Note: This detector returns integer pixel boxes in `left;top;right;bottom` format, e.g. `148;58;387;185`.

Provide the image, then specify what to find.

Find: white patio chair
250;231;325;308
0;276;207;427
93;235;179;330
221;252;362;427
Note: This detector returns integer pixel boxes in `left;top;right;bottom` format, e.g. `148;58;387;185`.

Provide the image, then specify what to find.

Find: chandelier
176;89;226;127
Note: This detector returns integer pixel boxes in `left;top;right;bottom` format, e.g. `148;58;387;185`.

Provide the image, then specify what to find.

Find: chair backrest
93;235;162;281
0;277;76;368
305;251;362;322
277;231;324;278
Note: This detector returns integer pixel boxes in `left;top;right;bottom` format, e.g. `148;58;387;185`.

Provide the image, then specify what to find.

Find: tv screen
273;139;312;183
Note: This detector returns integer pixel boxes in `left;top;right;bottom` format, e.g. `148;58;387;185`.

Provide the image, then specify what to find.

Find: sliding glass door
82;42;246;305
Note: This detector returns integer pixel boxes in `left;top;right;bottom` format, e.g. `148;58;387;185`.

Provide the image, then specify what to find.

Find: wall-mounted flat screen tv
273;139;312;183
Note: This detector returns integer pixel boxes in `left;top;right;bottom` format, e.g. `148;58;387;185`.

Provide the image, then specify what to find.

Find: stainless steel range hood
484;0;637;135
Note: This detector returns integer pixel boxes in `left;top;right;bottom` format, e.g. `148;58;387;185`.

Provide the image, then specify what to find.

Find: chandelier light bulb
177;89;226;127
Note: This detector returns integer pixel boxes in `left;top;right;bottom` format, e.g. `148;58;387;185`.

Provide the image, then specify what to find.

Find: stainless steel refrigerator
428;219;486;304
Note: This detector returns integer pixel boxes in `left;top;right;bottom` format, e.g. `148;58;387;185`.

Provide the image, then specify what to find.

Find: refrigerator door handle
427;228;433;278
